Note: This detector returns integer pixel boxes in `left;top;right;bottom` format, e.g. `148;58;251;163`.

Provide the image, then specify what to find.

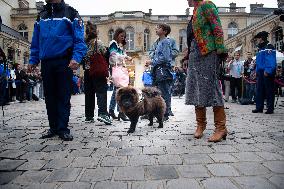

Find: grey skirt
185;42;224;107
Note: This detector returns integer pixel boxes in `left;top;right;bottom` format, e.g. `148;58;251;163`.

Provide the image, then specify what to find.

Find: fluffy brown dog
116;86;166;133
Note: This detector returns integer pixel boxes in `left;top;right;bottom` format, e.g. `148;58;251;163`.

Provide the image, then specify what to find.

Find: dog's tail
142;87;162;98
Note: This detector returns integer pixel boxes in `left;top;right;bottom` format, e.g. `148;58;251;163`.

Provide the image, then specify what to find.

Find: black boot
109;109;118;119
118;112;129;121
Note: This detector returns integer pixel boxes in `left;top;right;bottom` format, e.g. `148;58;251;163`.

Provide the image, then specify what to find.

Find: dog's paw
127;129;135;133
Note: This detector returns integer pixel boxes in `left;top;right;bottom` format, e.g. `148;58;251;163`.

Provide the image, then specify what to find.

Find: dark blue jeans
155;80;172;117
246;83;256;102
41;57;73;135
256;71;275;112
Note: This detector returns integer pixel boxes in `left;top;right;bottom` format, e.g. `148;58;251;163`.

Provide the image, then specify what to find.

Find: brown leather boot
208;106;227;142
194;107;207;139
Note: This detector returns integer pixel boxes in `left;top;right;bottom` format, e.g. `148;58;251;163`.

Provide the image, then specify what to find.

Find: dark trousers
84;70;108;118
256;71;275;112
230;77;242;100
155;80;172;117
16;81;27;101
0;78;7;105
41;58;73;135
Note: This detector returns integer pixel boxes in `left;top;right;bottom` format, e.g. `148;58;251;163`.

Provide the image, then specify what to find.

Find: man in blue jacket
28;0;87;141
252;31;277;114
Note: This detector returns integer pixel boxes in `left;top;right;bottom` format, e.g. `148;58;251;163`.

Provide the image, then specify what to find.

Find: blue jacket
29;0;87;65
256;42;277;76
149;37;179;66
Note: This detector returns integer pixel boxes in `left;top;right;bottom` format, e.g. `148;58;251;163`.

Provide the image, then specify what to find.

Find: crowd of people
1;0;283;143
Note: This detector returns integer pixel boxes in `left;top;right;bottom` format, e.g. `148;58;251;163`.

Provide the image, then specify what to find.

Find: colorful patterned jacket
192;1;225;56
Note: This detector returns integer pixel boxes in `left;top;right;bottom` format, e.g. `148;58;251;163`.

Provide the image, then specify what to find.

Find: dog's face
116;87;139;108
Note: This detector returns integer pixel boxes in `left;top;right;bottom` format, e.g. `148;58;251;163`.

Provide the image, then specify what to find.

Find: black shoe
163;116;169;121
252;109;263;113
40;130;57;139
85;117;94;123
169;111;174;116
109;110;118;119
59;133;73;141
265;110;274;114
118;112;129;121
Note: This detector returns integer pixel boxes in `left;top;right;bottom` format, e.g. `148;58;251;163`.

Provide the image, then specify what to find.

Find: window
108;29;114;42
18;23;28;40
179;29;187;52
228;22;238;38
125;27;135;51
144;29;150;51
272;27;283;51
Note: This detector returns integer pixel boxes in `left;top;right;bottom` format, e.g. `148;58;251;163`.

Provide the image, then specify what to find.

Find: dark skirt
185;40;224;107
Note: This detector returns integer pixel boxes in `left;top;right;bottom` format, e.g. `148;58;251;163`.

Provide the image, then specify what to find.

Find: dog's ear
131;88;137;95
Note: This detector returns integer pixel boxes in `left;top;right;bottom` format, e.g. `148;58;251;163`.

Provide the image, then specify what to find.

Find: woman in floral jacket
185;0;227;142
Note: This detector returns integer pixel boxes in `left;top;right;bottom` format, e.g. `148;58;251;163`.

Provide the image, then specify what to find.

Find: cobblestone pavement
0;93;283;189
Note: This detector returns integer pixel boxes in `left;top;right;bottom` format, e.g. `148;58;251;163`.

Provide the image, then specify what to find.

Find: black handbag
152;65;173;83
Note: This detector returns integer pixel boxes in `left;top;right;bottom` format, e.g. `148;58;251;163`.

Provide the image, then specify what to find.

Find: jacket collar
257;41;269;49
45;0;65;12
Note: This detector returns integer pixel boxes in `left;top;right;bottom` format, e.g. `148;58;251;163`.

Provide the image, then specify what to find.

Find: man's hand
145;60;152;65
264;72;268;77
28;64;37;73
68;60;80;70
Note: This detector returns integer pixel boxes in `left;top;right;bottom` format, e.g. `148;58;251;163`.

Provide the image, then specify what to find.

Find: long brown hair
113;28;126;46
85;21;97;43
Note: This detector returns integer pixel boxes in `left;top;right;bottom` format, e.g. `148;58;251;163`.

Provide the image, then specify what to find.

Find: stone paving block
253;143;282;153
12;170;51;184
117;147;142;156
269;174;284;189
70;157;100;168
143;147;166;155
58;182;92;189
232;162;270;176
0;171;22;185
231;152;264;162
0;184;23;189
188;146;214;154
22;183;58;189
233;176;278;189
2;143;26;150
79;167;114;182
232;144;262;152
43;158;74;169
166;178;202;189
22;144;46;152
211;145;238;153
255;152;284;161
182;154;214;164
68;149;94;157
42;144;65;152
145;166;179;180
17;160;47;170
263;161;284;173
165;146;189;154
114;167;144;181
157;155;183;165
0;159;26;171
45;168;82;182
128;155;157;166
201;178;239;189
206;164;240;176
92;148;117;157
0;150;26;159
20;152;49;160
176;165;210;178
93;181;128;189
208;153;238;163
101;156;127;167
131;181;164;189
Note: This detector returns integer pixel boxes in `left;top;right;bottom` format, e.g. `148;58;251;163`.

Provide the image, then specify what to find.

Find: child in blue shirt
147;23;173;121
